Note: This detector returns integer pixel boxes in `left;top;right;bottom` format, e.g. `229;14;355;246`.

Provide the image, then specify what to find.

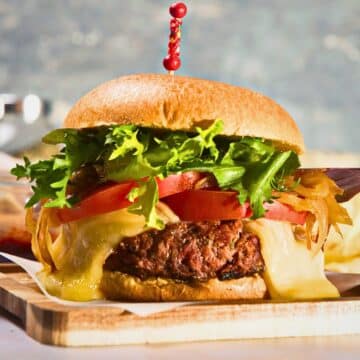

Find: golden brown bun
64;74;304;154
100;271;267;301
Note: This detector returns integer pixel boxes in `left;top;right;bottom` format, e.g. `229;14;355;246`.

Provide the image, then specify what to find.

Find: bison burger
12;74;352;301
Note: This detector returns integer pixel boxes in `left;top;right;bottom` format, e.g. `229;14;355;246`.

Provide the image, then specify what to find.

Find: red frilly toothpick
163;2;187;74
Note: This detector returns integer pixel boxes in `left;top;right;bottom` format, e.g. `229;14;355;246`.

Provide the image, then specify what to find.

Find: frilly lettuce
11;120;300;228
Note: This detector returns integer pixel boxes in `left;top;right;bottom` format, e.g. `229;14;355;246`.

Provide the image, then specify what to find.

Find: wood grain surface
1;264;360;347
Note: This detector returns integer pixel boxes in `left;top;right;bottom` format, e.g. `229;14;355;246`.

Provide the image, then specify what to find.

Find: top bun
64;74;305;153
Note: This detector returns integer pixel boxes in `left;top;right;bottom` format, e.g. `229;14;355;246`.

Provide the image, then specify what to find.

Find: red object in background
0;226;33;259
0;174;34;260
163;2;187;72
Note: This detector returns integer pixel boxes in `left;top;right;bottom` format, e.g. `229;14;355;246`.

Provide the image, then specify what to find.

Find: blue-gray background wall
1;0;359;152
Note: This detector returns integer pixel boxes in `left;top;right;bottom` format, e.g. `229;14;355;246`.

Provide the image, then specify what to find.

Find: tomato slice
56;170;307;225
56;172;202;223
57;181;135;223
163;190;307;224
264;201;307;225
156;171;203;198
162;190;251;221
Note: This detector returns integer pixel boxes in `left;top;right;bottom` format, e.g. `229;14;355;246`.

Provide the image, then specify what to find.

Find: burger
11;74;352;302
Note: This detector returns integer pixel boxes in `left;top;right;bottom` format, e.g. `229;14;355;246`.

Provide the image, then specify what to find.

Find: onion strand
275;170;352;254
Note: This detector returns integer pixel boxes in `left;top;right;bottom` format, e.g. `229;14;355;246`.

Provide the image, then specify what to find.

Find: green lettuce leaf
246;151;300;217
106;125;145;161
127;177;164;230
11;119;301;226
12;128;107;208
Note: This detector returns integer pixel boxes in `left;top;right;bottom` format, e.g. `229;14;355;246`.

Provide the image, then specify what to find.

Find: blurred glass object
23;94;42;124
0;93;70;154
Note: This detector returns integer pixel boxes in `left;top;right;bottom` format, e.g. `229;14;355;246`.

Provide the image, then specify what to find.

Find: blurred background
0;0;359;154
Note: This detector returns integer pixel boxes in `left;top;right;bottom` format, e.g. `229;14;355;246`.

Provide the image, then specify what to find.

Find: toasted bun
100;271;267;301
64;74;304;153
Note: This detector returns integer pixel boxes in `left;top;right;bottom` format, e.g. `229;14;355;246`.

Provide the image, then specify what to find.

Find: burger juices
11;74;352;301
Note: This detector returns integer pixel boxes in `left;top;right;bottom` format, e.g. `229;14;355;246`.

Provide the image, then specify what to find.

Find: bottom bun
100;271;267;301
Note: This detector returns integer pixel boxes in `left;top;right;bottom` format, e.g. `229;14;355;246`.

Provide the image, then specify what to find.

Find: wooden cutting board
1;264;360;347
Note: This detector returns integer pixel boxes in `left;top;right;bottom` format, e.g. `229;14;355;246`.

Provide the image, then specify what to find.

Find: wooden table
1;307;360;359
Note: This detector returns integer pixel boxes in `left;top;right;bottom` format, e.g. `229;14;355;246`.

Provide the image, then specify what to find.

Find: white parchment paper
0;252;199;317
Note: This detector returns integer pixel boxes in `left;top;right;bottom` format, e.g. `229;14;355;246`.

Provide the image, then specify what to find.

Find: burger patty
104;220;265;282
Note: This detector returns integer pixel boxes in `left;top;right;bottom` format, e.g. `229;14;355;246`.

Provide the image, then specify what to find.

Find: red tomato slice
264;201;307;225
163;190;307;224
156;171;203;198
57;181;135;223
56;170;307;225
162;190;251;221
56;172;202;223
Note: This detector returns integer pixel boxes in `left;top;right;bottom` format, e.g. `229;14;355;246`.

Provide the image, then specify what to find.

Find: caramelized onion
275;170;352;254
26;207;60;271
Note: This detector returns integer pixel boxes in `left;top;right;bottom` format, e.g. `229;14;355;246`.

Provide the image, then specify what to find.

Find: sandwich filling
13;120;352;301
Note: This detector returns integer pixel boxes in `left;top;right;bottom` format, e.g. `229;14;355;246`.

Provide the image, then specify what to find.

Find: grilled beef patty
104;220;264;282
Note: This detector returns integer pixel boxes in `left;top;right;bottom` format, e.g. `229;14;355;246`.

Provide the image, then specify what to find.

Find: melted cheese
36;203;180;301
325;194;360;273
246;219;339;300
41;209;147;301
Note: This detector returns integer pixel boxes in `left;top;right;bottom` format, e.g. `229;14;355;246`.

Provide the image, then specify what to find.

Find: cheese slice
40;209;147;301
36;202;180;301
325;194;360;273
246;219;339;299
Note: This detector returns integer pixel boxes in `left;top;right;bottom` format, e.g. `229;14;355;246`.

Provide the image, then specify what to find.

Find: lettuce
127;177;164;230
11;120;300;227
